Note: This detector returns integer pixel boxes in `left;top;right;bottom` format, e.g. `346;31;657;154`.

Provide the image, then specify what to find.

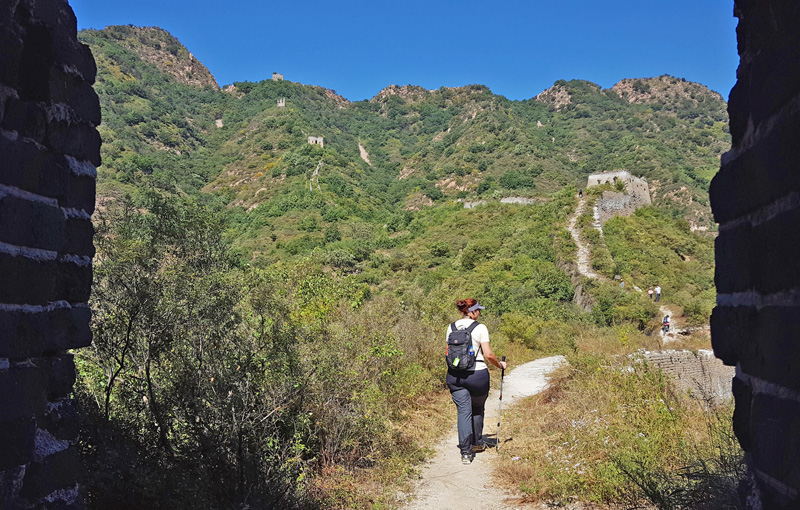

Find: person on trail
654;285;662;302
648;287;654;300
578;188;583;198
446;299;507;465
662;315;670;334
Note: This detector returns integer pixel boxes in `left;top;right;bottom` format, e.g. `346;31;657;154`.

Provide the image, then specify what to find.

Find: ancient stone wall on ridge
0;0;98;507
710;1;800;507
587;171;651;225
640;349;734;405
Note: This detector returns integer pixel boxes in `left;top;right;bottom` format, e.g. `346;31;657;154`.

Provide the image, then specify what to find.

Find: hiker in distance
445;299;507;464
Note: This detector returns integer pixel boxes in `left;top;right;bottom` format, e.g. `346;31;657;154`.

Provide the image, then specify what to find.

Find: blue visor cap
468;303;486;312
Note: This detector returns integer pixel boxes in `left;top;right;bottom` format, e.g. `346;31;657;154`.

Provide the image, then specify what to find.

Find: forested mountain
80;25;727;247
75;25;729;508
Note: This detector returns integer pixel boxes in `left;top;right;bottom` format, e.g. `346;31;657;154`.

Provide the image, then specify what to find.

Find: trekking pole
496;356;506;452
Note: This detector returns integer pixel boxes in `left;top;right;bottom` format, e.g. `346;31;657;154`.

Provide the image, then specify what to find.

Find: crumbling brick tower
711;1;800;508
0;0;98;507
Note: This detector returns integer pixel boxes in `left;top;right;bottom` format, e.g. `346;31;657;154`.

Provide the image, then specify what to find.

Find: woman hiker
446;299;507;464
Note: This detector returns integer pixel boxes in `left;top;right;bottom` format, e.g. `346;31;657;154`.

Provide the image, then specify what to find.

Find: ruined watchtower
272;72;283;82
587;170;651;225
307;136;324;148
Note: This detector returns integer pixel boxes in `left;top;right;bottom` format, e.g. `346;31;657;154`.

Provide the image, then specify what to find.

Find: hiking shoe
461;452;474;464
471;444;486;453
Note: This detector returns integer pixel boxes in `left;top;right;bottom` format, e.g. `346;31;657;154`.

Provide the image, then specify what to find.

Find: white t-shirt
446;318;490;371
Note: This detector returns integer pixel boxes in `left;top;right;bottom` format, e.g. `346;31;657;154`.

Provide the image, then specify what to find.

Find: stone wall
640;349;734;405
587;171;651;225
0;0;98;507
710;1;800;507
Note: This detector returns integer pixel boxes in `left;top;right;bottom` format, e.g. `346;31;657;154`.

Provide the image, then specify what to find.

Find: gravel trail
402;356;567;510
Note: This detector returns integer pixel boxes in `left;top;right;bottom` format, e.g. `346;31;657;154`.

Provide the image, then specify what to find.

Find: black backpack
445;321;482;372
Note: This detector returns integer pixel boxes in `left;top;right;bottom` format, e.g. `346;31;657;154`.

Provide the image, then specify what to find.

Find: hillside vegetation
74;25;731;508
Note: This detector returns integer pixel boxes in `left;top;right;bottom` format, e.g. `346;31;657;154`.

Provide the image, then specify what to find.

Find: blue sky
70;0;739;102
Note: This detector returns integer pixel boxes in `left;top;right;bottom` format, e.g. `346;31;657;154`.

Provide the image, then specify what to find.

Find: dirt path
402;356;567;510
566;197;599;279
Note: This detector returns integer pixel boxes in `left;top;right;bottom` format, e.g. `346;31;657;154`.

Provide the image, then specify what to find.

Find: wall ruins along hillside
0;0;99;507
586;170;651;225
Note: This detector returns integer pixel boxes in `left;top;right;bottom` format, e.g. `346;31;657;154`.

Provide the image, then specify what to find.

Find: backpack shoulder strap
450;322;458;332
465;321;480;333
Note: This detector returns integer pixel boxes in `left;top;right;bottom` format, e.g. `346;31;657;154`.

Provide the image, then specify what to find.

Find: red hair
455;298;478;315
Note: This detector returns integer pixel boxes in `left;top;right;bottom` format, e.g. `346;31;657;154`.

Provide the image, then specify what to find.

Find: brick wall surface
0;0;97;508
639;349;734;405
710;1;800;508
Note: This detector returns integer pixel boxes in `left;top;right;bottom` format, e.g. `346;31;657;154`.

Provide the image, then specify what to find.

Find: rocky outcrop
88;25;219;89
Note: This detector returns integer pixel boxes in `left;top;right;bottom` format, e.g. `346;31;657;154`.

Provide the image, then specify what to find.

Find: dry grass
493;324;742;508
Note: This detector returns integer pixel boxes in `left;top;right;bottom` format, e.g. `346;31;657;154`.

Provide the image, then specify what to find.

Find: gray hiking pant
446;369;490;454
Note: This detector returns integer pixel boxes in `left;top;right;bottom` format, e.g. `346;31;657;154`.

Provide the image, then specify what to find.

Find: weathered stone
0;255;91;305
20;447;84;501
0;418;35;470
712;107;800;224
750;393;800;490
33;354;76;400
714;223;754;294
710;305;757;366
0;307;91;359
46;118;101;166
732;376;753;452
0;366;48;422
2;96;47;141
0;194;66;253
64;217;94;258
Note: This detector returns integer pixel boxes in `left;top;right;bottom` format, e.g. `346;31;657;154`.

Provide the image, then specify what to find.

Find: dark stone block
64;218;94;258
0;194;65;252
739;306;800;390
65;173;96;215
750;392;800;492
39;398;80;443
58;262;92;303
0;32;23;87
727;82;747;148
33;354;75;400
0;136;69;202
710;305;757;366
0;307;91;359
732;376;753;452
46;66;100;126
20;447;83;501
714;224;755;294
46;118;101;166
40;307;92;353
711;108;800;224
2;97;47;142
753;207;800;294
0;254;54;305
0;418;35;470
0;365;47;421
0;255;90;305
0;309;43;359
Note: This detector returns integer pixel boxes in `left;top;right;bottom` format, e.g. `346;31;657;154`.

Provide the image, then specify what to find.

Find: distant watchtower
272;72;283;81
308;136;324;148
277;97;286;108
